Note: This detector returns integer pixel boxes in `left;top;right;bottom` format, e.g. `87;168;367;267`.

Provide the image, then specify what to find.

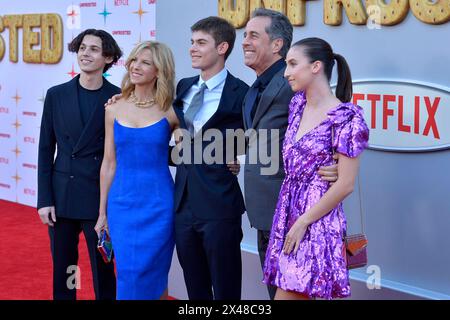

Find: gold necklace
130;91;155;108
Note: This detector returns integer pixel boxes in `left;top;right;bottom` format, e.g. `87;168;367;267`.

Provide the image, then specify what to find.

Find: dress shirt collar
256;58;286;88
198;68;228;91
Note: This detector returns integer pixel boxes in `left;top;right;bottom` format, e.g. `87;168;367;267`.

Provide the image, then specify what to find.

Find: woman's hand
283;218;309;255
94;213;108;238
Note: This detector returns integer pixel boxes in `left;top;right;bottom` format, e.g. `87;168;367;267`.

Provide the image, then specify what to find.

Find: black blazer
37;75;121;220
172;72;249;220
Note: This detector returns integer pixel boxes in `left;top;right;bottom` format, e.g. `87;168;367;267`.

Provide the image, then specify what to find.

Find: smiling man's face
242;16;277;76
77;34;112;74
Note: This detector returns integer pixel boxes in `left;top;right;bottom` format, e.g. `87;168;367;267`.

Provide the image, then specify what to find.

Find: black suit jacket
172;72;249;220
37;75;121;220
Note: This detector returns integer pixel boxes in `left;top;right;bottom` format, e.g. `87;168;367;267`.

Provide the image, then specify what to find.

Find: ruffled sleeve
288;91;306;124
328;103;369;158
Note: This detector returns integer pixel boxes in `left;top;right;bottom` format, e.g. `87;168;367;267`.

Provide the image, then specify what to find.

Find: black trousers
175;200;243;300
48;217;116;300
257;229;277;300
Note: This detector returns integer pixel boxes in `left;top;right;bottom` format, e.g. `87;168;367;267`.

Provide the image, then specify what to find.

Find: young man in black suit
172;16;248;300
37;29;122;300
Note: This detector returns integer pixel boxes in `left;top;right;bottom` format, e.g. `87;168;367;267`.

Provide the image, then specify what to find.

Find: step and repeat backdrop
0;0;449;299
0;0;156;206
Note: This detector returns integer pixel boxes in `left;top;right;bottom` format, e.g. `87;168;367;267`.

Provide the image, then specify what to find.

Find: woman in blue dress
96;41;179;299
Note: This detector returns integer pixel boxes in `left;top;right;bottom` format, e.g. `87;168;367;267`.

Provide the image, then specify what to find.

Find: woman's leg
275;288;309;300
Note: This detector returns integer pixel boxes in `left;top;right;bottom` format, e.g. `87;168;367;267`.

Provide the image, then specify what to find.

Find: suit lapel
174;76;198;130
199;72;237;134
73;78;110;153
64;75;84;145
251;68;285;129
242;88;252;131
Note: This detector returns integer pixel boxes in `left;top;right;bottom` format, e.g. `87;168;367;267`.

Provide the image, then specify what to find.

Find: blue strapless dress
107;118;174;300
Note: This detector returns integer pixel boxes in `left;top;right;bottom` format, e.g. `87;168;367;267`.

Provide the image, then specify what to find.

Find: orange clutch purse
344;233;368;269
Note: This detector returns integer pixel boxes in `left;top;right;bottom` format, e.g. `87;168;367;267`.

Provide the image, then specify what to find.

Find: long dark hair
68;29;123;72
292;37;352;102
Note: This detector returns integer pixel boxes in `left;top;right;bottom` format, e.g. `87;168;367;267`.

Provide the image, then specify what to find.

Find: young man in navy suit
172;17;248;300
37;29;122;300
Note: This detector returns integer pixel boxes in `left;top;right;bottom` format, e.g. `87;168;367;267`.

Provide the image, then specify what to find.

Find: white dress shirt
182;68;228;134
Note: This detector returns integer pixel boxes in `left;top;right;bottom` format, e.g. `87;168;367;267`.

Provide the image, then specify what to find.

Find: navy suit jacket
172;71;249;220
37;75;121;220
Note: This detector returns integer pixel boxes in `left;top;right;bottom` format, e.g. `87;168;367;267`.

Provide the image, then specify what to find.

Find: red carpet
0;200;95;300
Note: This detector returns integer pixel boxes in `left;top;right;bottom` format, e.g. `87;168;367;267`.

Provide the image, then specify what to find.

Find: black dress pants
175;200;243;300
48;217;116;300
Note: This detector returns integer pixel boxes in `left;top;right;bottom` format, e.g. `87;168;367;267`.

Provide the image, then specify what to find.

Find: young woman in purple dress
262;37;369;300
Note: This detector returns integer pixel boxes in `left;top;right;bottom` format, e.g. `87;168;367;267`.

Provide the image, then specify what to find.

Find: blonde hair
121;41;175;111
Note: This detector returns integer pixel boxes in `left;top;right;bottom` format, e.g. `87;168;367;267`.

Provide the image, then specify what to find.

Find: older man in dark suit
242;9;339;299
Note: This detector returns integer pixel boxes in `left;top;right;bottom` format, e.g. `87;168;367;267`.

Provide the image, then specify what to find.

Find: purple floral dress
262;91;369;299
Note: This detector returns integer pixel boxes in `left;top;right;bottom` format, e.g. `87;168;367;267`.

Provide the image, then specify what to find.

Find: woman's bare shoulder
106;97;128;115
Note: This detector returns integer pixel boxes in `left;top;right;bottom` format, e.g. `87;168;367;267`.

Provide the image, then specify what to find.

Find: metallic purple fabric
262;91;369;299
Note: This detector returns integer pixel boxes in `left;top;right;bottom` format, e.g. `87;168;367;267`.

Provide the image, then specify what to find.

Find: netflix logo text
351;80;449;151
24;188;35;196
353;94;440;139
24;137;35;144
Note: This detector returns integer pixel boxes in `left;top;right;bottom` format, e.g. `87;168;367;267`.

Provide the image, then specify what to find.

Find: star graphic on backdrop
67;4;78;24
98;1;112;25
67;63;79;78
12;146;21;156
12;91;21;104
12;173;22;182
12;119;22;130
103;72;111;78
132;0;148;24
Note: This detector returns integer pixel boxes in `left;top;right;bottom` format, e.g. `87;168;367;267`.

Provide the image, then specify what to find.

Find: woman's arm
167;106;181;167
166;105;181;137
283;154;360;254
95;106;117;236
